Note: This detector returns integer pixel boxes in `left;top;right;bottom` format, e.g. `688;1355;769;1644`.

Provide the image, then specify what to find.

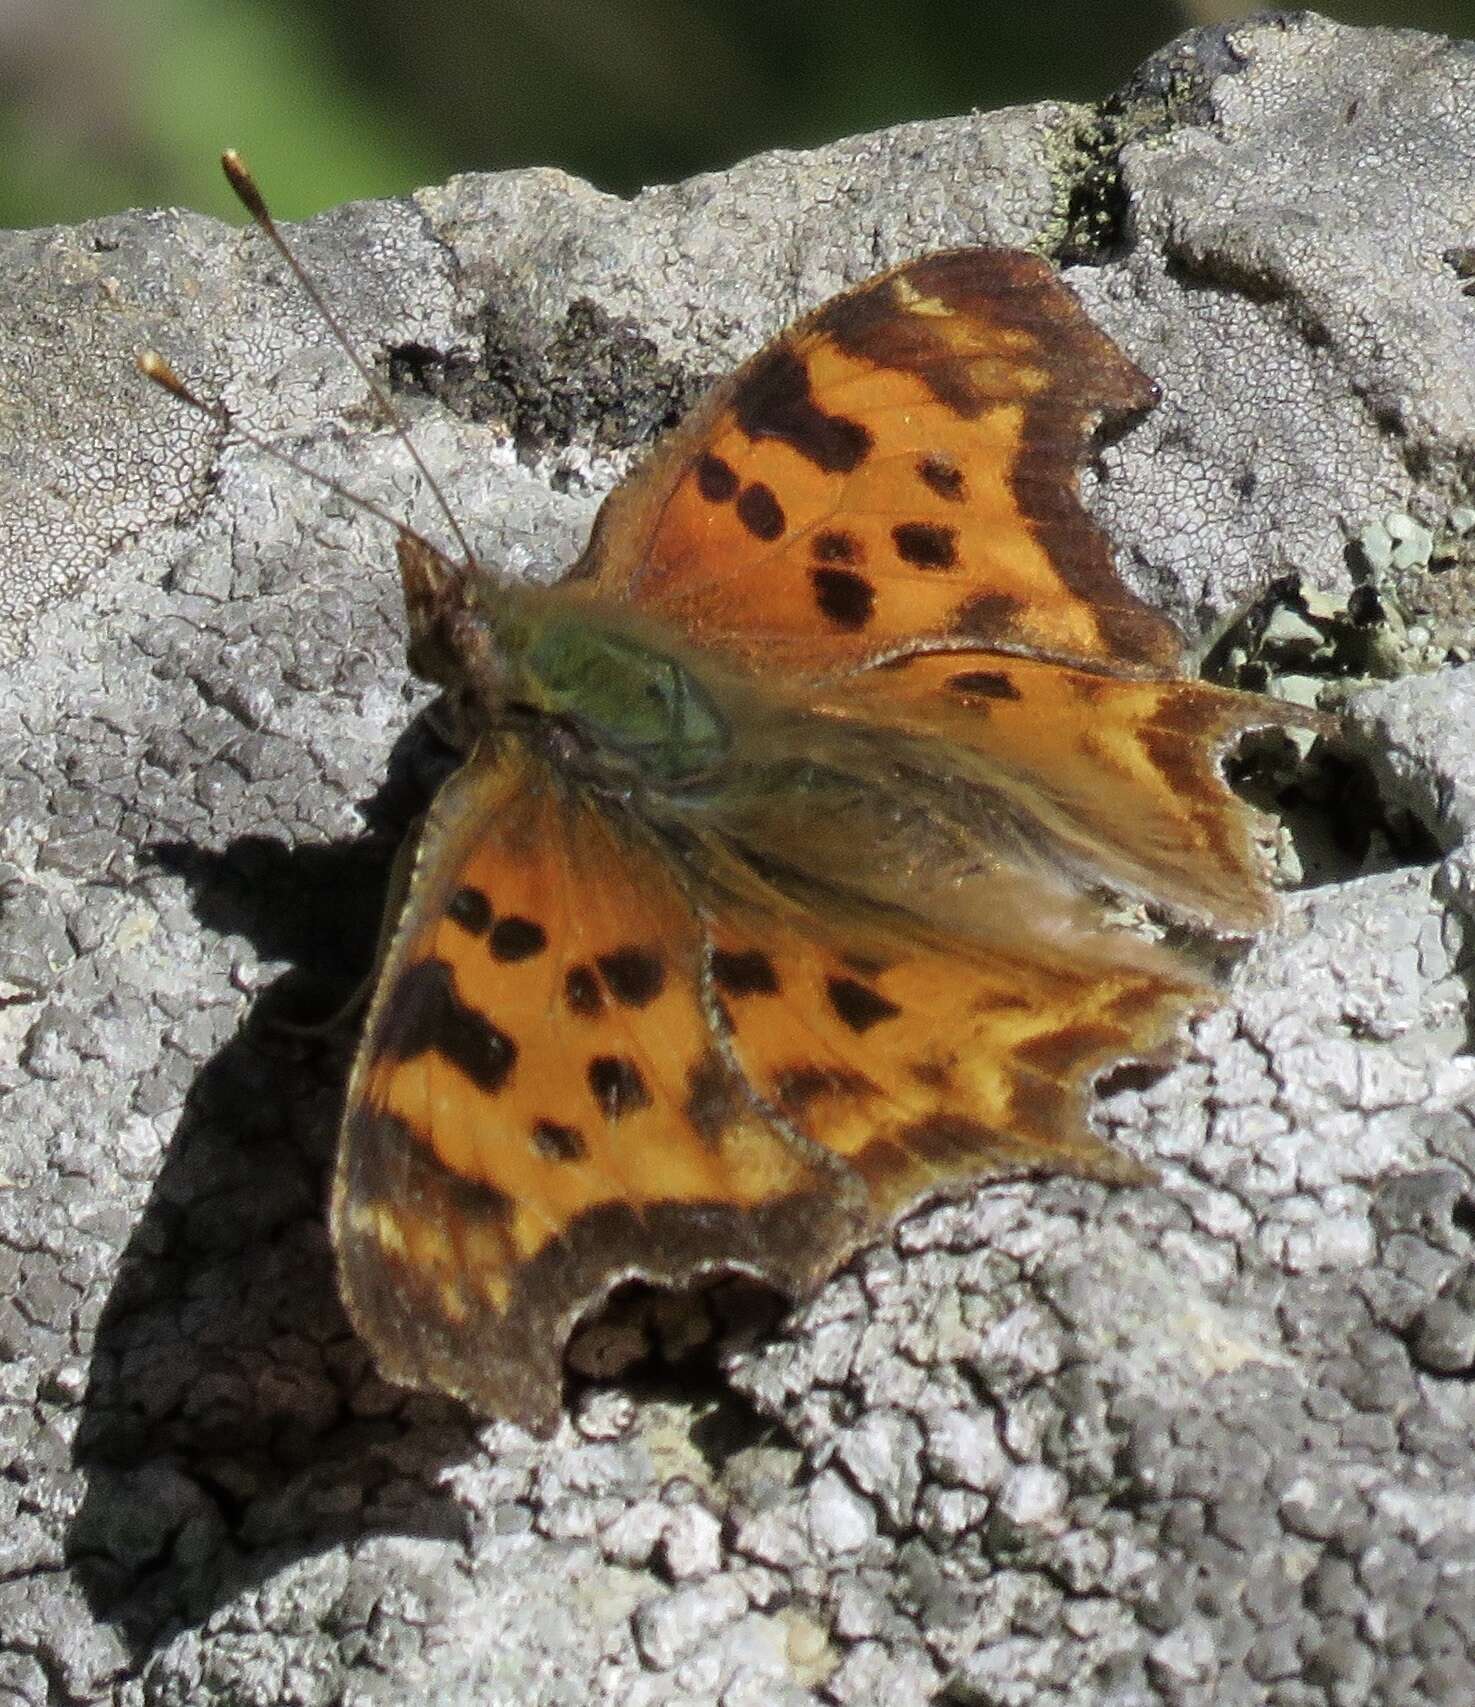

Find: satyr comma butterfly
144;156;1317;1436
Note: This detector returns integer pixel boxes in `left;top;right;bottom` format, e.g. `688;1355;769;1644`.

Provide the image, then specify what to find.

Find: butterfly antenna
218;148;476;567
136;349;457;562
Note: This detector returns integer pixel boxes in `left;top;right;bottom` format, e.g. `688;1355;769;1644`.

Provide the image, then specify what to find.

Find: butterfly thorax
402;539;736;791
506;595;734;789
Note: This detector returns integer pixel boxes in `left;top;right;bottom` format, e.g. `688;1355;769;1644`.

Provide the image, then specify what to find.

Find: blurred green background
3;0;1471;228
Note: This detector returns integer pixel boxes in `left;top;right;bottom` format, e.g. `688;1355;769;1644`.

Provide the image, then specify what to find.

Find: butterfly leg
266;814;430;1040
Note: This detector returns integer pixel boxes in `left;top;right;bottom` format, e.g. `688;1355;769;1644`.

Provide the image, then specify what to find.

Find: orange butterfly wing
336;731;1213;1433
699;904;1203;1228
814;649;1286;933
334;734;864;1434
572;248;1180;676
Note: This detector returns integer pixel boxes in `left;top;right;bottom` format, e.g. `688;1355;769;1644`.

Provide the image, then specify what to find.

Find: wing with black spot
334;732;858;1435
703;898;1202;1225
812;648;1303;932
571;249;1179;677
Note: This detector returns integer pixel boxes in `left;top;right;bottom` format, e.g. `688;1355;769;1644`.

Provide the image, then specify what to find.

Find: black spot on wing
826;974;901;1034
711;947;780;998
532;1119;588;1162
695;452;739;502
596;946;666;1008
378;959;517;1093
954;589;1026;641
491;915;547;962
446;885;493;934
736;482;786;541
892;521;958;570
588;1055;652;1119
948;669;1021;701
810;566;874;631
813;529;862;564
917;454;966;501
734;347;873;473
565;964;604;1017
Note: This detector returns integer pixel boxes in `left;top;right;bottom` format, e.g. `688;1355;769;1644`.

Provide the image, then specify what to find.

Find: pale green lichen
1359;511;1434;574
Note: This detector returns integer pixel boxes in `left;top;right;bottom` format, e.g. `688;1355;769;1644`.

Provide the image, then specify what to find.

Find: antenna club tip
137;349;179;386
220;150;270;223
136;351;204;411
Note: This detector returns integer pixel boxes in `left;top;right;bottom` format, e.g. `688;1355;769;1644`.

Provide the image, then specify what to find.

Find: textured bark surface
4;13;1475;1704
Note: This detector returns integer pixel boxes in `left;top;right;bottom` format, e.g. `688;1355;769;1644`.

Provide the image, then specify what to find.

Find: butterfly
147;177;1312;1437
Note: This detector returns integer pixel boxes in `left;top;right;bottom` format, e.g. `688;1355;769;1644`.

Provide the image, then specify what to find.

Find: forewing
572;248;1179;675
334;733;861;1435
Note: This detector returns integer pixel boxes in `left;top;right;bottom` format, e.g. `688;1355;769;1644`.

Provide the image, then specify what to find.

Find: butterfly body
330;248;1311;1433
